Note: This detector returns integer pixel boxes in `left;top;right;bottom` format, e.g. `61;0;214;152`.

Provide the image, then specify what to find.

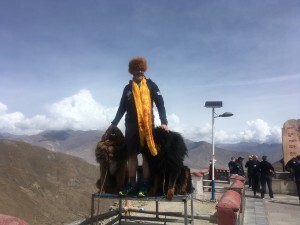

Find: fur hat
128;57;147;74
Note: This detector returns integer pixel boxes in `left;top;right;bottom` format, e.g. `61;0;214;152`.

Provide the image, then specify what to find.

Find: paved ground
243;188;300;225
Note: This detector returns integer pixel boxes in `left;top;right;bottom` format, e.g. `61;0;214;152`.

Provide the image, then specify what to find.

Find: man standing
258;155;275;200
251;155;260;197
285;155;300;203
245;155;253;188
228;157;239;176
111;57;168;197
237;156;245;176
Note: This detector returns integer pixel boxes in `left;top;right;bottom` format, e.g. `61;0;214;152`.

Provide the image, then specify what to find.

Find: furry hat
128;57;147;74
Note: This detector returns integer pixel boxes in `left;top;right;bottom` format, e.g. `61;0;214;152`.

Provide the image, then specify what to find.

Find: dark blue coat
111;79;168;126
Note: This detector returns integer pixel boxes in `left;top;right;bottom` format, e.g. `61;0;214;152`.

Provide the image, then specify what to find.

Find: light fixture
205;101;233;201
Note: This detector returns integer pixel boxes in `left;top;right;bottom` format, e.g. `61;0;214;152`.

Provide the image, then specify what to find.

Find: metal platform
85;193;194;225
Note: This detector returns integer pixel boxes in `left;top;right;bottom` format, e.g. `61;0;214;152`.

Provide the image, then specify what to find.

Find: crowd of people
228;155;275;200
228;154;300;203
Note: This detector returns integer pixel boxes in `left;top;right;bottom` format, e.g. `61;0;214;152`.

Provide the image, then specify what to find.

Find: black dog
142;127;193;200
95;126;128;193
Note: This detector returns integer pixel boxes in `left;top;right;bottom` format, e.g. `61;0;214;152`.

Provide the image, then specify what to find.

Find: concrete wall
272;179;297;195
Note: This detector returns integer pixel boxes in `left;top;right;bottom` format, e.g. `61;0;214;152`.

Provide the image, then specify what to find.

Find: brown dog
95;126;128;193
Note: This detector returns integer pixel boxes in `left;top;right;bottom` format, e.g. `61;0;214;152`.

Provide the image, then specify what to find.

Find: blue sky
1;0;300;144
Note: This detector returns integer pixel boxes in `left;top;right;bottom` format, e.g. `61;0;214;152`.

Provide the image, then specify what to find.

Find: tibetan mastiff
142;127;193;200
95;126;128;193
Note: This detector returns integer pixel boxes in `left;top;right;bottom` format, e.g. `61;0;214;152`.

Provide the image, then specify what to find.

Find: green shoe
118;183;136;197
138;182;149;197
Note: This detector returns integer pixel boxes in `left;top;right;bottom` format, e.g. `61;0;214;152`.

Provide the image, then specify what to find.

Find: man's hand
161;124;168;131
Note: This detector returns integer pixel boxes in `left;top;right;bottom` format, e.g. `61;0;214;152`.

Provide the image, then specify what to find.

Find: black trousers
261;174;273;198
248;173;252;187
296;180;300;199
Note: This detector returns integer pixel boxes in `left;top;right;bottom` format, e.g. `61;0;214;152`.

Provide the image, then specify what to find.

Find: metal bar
127;208;210;221
211;107;216;202
156;201;159;218
121;215;184;223
203;179;230;183
92;193;191;202
191;198;194;225
78;210;121;225
118;198;122;225
91;194;95;218
105;216;119;225
183;199;188;225
128;208;183;217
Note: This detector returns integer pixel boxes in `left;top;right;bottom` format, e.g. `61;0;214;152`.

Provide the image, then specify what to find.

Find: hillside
0;140;111;225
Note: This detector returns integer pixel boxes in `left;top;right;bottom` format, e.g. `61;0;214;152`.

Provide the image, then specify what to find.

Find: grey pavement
243;188;300;225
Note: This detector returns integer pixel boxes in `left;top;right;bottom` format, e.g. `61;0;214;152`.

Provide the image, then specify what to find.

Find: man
251;155;260;197
285;155;300;203
258;155;275;200
245;155;253;188
228;157;239;176
111;57;168;197
236;156;245;176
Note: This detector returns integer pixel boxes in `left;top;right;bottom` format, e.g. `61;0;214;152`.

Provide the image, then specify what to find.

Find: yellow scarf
132;77;157;156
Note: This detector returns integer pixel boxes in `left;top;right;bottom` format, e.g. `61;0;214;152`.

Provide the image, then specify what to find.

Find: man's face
132;70;144;82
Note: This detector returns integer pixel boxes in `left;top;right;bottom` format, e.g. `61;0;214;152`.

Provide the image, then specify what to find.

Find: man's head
248;155;253;160
231;156;236;161
129;57;147;74
129;57;147;83
262;155;267;161
238;157;244;161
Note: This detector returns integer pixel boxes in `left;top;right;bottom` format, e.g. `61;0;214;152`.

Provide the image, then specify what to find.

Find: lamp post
205;101;233;201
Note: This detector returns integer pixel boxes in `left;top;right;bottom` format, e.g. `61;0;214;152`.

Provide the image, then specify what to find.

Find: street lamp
205;101;233;201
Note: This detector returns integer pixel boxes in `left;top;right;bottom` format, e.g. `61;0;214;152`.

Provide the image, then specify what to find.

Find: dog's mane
144;127;188;173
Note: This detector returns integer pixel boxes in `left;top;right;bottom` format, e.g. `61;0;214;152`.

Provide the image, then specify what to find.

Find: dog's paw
166;187;175;200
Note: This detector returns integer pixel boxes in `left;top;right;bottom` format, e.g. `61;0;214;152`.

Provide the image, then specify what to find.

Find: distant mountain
184;141;251;170
1;130;283;169
216;142;283;163
2;130;104;165
0;139;112;225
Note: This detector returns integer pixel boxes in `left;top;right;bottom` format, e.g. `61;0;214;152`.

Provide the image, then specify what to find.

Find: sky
1;0;300;144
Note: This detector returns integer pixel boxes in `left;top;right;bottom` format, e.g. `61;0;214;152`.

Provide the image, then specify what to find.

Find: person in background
251;155;260;197
228;157;239;176
285;155;300;203
111;57;168;197
245;155;254;188
258;155;275;200
237;156;245;176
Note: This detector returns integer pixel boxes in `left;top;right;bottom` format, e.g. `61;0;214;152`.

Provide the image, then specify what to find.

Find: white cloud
0;90;282;144
213;119;282;144
0;102;8;114
0;90;118;135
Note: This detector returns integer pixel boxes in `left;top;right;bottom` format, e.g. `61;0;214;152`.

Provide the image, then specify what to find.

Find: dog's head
95;126;127;164
101;126;125;145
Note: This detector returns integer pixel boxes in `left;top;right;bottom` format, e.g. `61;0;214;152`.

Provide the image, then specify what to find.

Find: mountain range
1;129;283;169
